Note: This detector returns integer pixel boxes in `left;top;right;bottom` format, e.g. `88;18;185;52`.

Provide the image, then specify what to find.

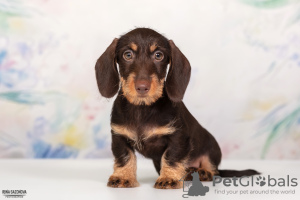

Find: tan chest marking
111;122;176;150
143;121;177;140
111;124;136;141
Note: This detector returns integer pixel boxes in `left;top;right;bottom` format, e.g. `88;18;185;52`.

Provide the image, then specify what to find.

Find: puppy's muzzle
135;80;151;95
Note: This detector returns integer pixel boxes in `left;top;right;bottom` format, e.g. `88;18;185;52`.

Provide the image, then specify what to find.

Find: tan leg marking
185;155;217;182
154;153;186;189
107;150;139;188
200;155;217;176
121;73;164;106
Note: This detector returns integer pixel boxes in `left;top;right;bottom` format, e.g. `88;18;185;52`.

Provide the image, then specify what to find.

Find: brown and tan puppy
95;28;259;189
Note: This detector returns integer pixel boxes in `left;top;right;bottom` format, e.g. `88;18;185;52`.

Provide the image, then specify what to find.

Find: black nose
135;80;150;95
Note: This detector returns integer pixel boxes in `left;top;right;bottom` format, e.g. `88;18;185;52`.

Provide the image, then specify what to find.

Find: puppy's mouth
121;73;164;106
137;94;148;98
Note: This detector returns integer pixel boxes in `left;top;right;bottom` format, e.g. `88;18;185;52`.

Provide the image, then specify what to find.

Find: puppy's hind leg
185;155;218;182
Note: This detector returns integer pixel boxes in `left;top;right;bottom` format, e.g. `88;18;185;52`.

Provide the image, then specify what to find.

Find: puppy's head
95;28;191;105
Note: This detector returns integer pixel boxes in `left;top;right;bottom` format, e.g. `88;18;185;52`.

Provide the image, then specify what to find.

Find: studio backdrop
0;0;299;159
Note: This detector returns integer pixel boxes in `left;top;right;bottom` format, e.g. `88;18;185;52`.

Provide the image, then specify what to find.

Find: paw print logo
256;176;266;186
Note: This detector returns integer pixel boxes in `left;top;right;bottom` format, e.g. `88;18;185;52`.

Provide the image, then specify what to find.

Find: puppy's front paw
154;177;182;189
107;176;139;188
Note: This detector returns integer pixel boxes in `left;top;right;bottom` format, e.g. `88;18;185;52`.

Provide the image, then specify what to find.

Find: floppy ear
165;40;191;102
95;38;120;98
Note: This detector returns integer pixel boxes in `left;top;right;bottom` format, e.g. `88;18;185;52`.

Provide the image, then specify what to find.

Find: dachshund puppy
95;28;259;189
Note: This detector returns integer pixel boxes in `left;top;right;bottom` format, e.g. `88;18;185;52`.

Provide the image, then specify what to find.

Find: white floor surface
0;159;299;200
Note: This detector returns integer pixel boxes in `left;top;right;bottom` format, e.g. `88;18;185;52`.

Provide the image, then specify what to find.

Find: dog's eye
123;50;133;61
154;51;164;61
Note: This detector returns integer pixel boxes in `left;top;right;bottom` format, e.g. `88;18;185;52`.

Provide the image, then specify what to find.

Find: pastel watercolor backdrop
0;0;299;159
